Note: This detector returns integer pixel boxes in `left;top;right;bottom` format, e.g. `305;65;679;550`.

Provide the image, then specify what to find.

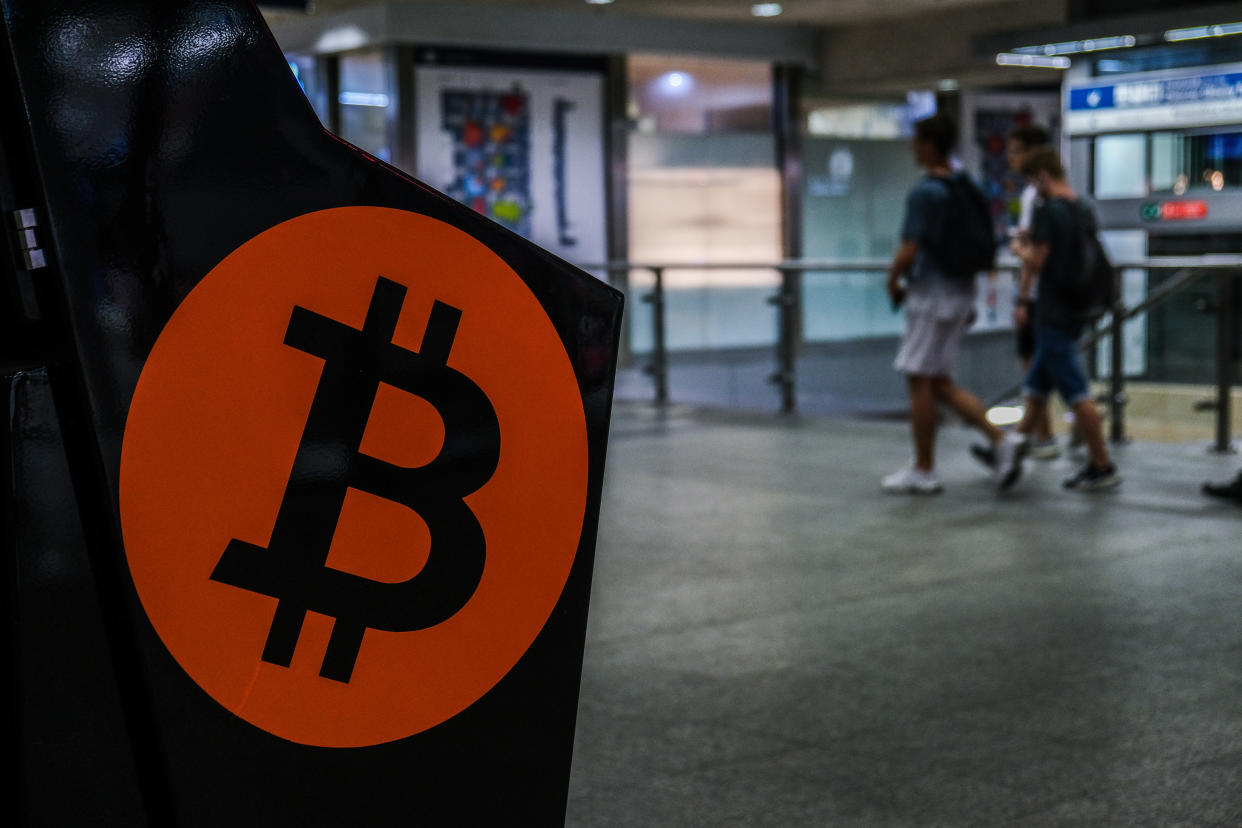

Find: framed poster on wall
415;50;608;267
958;91;1062;334
959;91;1061;240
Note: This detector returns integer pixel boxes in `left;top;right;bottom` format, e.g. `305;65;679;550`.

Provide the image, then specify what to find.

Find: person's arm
891;184;931;306
888;239;918;305
1014;241;1048;328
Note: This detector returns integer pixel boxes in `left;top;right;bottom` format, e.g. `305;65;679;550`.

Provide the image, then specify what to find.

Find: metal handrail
582;255;1242;272
583;256;1242;448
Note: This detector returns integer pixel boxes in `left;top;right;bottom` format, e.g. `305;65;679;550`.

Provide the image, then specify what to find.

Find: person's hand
1014;302;1029;328
888;278;905;309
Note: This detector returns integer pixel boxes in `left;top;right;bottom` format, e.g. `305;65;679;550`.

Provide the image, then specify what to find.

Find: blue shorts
1024;324;1091;406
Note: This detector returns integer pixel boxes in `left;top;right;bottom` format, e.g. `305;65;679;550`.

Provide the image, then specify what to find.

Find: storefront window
286;54;330;126
1092;43;1242;76
1093;133;1147;198
1150;130;1242;194
800;137;917;342
626;55;779;352
339;50;392;162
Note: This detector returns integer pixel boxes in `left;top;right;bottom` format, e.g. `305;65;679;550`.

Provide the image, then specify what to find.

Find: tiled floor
565;403;1242;827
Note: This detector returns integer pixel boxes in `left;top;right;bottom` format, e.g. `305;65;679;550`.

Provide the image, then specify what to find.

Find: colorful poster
958;92;1061;239
416;63;607;267
441;88;533;237
973;108;1034;239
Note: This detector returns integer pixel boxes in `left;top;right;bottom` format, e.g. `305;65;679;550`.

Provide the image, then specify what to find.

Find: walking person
1009;148;1120;491
1006;124;1060;459
883;114;1026;494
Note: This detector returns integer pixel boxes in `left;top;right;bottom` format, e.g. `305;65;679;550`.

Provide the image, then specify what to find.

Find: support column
772;63;803;414
604;54;631;367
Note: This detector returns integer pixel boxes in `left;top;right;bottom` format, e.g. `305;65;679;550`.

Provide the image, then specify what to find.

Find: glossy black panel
1;0;621;824
3;370;148;826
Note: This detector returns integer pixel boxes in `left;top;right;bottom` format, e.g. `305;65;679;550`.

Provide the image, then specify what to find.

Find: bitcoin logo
210;278;499;683
120;207;589;747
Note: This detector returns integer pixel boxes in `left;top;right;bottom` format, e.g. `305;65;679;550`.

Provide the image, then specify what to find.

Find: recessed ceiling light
654;71;694;96
585;0;614;5
752;3;782;17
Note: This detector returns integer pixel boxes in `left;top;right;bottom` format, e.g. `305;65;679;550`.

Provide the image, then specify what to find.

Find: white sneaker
1029;438;1061;460
993;432;1028;491
882;464;943;494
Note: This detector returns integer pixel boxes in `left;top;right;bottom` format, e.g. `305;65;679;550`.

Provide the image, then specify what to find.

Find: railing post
768;266;798;414
1213;269;1236;453
1109;267;1127;443
641;266;668;406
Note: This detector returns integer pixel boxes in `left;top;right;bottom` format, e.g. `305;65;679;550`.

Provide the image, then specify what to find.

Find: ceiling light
654;71;693;96
996;53;1071;69
314;25;367;53
1165;22;1242;42
1012;35;1135;56
751;3;782;17
585;0;614;5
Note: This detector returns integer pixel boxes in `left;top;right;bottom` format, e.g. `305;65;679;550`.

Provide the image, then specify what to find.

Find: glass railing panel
801;269;900;342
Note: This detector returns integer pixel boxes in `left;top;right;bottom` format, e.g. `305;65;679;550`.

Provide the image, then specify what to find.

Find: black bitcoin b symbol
210;277;500;683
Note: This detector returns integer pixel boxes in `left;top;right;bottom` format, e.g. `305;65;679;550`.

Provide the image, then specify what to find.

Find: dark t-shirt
899;175;975;317
1031;196;1097;332
900;175;974;298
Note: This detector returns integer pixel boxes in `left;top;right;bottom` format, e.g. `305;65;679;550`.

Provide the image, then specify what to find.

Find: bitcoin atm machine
0;1;622;825
1063;48;1242;385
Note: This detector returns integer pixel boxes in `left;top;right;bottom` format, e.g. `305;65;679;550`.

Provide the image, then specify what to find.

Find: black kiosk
1;1;622;824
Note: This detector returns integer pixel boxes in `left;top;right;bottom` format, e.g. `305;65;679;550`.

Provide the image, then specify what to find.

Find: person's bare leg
1034;398;1054;441
1070;399;1111;468
1017;395;1049;439
1020;355;1055;442
908;375;937;471
932;377;1003;445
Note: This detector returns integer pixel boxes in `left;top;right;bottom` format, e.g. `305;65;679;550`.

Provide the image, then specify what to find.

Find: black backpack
1062;201;1116;322
926;173;998;279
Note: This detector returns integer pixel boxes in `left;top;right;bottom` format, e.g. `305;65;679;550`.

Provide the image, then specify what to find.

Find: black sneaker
1202;472;1242;502
1063;463;1121;491
970;443;996;469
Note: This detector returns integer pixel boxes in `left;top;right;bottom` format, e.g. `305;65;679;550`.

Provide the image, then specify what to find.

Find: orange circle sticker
120;207;588;747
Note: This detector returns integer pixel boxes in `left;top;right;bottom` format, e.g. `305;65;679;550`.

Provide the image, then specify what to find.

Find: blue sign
1070;71;1242;112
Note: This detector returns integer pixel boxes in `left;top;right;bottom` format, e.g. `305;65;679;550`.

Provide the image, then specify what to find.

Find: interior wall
815;0;1067;95
267;1;819;65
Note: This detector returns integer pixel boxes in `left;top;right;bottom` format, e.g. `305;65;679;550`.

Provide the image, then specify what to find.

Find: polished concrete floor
565;403;1242;827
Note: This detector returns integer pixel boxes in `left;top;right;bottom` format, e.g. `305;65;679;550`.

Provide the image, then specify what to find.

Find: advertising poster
416;62;607;266
959;92;1061;240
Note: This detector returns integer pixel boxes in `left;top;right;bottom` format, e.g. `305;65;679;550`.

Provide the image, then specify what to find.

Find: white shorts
893;307;973;378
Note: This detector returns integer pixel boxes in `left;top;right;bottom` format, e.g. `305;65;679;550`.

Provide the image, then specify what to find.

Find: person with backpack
883;114;1026;494
1006;124;1062;458
1008;148;1120;491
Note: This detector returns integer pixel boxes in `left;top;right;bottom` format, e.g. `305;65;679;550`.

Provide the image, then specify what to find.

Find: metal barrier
1097;256;1242;453
587;259;895;412
584;257;1242;448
